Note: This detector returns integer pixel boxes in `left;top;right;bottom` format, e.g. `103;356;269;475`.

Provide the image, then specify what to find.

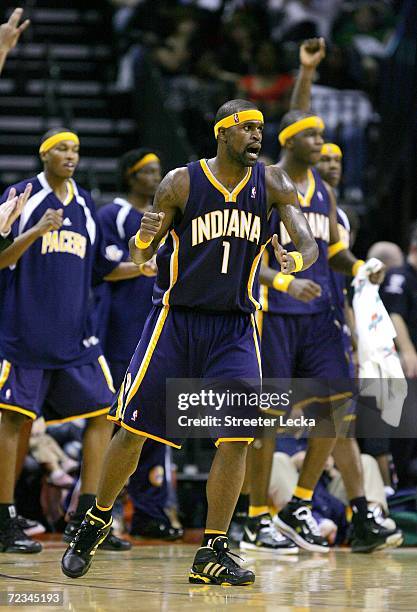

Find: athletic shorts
0;356;115;424
258;308;355;432
108;306;262;448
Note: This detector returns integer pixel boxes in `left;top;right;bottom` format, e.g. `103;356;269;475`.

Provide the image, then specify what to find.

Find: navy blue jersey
260;167;331;315
153;160;270;313
0;173;118;368
329;207;350;322
96;198;155;361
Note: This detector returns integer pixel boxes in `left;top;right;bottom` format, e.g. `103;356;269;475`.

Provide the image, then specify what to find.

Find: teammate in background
0;8;30;76
0;129;147;554
61;98;318;584
243;39;402;555
97;149;181;539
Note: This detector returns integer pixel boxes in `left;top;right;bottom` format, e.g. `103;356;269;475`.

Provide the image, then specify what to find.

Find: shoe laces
72;518;104;550
294;505;321;536
259;517;286;542
216;547;245;572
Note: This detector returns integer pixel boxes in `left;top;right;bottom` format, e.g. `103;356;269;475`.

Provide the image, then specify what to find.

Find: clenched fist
34;208;63;236
300;37;326;70
137;211;165;245
288;278;322;303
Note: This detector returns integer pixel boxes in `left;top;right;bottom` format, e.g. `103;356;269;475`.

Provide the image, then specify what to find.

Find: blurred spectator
29;419;78;489
367;241;404;270
238;41;294;156
271;0;344;42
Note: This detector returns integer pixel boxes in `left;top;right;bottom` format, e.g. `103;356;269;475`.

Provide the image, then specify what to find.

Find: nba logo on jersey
233;113;239;123
132;410;138;421
251;187;256;198
317;191;323;201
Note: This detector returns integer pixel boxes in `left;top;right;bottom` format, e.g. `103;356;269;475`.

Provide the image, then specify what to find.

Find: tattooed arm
265;165;318;272
290;38;326;112
129;167;189;265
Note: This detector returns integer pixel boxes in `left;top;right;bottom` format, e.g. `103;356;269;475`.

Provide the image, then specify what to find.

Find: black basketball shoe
276;501;329;553
240;513;298;554
189;535;255;586
61;510;112;578
63;512;131;551
0;517;42;553
350;512;403;553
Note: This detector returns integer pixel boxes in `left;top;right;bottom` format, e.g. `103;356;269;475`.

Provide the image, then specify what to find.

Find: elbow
307;241;319;267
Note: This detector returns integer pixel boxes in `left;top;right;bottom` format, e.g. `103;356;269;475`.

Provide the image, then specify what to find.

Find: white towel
352;258;407;427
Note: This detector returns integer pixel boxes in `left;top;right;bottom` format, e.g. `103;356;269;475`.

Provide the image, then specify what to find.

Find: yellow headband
39;132;79;154
214;110;264;138
321;143;342;158
128;153;160;174
278;116;325;146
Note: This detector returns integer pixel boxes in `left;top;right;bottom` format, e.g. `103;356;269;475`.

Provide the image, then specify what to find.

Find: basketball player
0;129;147;553
96;149;181;539
61;99;319;585
244;39;402;554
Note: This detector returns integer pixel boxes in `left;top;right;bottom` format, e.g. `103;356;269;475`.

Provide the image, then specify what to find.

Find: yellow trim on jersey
250;314;262;379
259;249;269;312
215;438;254;447
279;116;325;146
200;159;252;203
118;421;182;449
292;391;353;411
39;131;79;154
162;230;179;306
255;309;264;338
45;406;110;425
124;307;170;410
247;238;270;310
328;240;347;259
0;402;37;420
63;179;75;206
98;355;116;393
214;110;264;138
297;168;315;207
0;360;11;390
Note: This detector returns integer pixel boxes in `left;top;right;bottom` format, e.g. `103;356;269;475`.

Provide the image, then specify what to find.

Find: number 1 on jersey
221;240;230;274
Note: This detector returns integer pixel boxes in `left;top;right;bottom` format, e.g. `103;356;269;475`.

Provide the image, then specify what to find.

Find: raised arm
266;165;318;273
290;38;326;112
0;8;30;76
128;167;189;265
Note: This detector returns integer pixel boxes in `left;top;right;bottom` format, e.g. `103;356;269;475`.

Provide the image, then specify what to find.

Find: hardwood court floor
1;541;417;611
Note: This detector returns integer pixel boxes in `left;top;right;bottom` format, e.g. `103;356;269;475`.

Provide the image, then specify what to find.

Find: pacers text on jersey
41;230;87;259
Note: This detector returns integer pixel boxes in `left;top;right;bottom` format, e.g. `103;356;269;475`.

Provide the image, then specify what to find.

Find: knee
117;427;146;451
1;410;29;433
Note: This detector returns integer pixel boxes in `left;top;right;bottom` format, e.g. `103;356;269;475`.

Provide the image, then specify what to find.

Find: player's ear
217;127;227;143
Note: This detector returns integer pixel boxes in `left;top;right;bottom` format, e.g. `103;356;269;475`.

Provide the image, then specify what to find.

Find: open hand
0;182;32;234
0;8;30;54
272;234;295;274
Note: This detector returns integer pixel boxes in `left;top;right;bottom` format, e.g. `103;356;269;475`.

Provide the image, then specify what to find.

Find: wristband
288;251;303;272
134;232;153;249
328;240;347;259
352;259;365;276
272;272;295;293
